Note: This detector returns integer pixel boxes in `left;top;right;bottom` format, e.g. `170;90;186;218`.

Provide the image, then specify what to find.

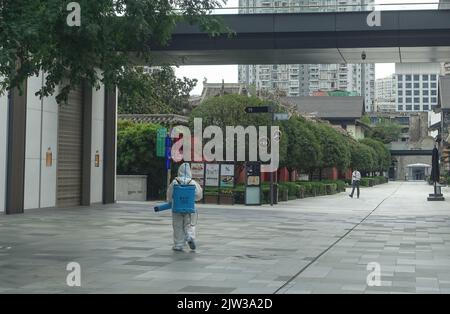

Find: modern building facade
238;0;376;112
0;71;117;214
375;75;397;112
367;112;435;181
395;63;441;112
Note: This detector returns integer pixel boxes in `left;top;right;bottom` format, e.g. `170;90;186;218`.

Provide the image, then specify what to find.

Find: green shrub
325;183;337;195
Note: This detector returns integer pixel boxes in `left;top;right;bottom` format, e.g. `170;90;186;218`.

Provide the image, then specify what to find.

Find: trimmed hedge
360;176;388;187
204;178;360;205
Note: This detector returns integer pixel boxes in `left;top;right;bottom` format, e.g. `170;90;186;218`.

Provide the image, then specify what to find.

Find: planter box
204;194;218;204
280;190;289;202
219;194;234;205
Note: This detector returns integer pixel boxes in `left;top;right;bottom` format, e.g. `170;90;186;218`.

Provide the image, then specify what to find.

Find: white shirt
352;170;361;182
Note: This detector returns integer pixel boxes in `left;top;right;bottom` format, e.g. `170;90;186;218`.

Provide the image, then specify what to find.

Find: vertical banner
156;128;167;157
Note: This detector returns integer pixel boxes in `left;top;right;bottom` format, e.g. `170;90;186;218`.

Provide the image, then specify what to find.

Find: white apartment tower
375;75;397;112
238;0;376;111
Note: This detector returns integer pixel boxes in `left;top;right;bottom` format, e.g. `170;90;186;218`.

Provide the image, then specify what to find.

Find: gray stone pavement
1;181;450;294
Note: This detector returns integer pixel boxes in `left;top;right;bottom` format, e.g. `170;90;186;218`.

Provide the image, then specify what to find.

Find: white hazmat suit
166;163;203;250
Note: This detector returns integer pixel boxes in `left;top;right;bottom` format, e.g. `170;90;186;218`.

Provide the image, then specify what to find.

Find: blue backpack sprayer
154;163;197;214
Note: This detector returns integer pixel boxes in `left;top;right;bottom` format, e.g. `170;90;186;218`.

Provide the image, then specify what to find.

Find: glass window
398;97;403;103
431;82;437;88
414;75;420;81
423;105;429;110
398;90;403;96
406;90;412;96
422;74;428;80
414;105;420;110
406;75;412;81
398;105;403;111
406;97;412;103
406;83;412;88
423;97;429;103
431;90;437;96
414;90;420;96
423;90;429;96
406;105;412;110
398;83;403;88
414;97;420;103
423;82;429;88
431;74;437;80
432;104;437;110
431;97;437;103
414;83;420;89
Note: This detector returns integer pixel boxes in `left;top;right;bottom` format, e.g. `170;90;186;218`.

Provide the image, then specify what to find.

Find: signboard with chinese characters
156;128;167;157
205;163;220;187
220;164;235;188
191;163;205;187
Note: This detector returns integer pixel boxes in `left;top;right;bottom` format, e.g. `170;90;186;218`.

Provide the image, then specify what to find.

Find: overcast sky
174;0;438;95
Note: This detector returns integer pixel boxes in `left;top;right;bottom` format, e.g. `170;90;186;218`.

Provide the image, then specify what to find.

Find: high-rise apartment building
375;75;397;112
395;63;441;112
238;0;376;111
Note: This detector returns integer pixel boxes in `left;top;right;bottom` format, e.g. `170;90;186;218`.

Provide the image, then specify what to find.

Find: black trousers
350;180;360;198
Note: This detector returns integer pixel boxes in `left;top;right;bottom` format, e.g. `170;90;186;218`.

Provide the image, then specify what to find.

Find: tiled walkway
1;181;450;294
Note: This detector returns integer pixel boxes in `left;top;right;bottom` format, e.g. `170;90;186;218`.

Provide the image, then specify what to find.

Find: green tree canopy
307;122;351;171
359;138;391;172
190;94;288;165
118;66;197;114
350;142;376;173
365;117;402;144
0;0;226;102
281;117;321;172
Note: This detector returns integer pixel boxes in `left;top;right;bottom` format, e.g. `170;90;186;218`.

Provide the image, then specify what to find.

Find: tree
118;66;197;114
0;0;227;102
282;117;321;173
360;138;391;173
350;142;375;174
190;94;288;165
307;122;351;172
365;118;402;144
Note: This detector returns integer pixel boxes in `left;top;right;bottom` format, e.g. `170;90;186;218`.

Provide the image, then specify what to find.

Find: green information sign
156;128;167;157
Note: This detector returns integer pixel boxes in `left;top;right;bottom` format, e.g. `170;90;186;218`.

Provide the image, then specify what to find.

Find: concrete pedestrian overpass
151;9;450;65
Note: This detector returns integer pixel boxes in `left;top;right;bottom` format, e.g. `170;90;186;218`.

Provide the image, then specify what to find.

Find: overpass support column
103;86;117;204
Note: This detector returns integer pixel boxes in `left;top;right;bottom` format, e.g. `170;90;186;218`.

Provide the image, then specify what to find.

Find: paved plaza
1;181;450;294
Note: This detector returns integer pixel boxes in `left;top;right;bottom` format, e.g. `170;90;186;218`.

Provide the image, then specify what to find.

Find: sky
174;0;438;95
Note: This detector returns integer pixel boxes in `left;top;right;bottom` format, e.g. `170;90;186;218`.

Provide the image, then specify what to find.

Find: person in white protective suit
166;163;203;251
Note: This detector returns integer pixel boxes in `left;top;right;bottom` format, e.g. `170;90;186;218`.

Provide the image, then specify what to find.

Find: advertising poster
190;163;205;186
205;163;220;187
220;164;235;188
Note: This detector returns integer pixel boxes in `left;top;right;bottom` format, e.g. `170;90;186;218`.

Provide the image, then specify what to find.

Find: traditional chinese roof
280;96;365;121
118;114;189;126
